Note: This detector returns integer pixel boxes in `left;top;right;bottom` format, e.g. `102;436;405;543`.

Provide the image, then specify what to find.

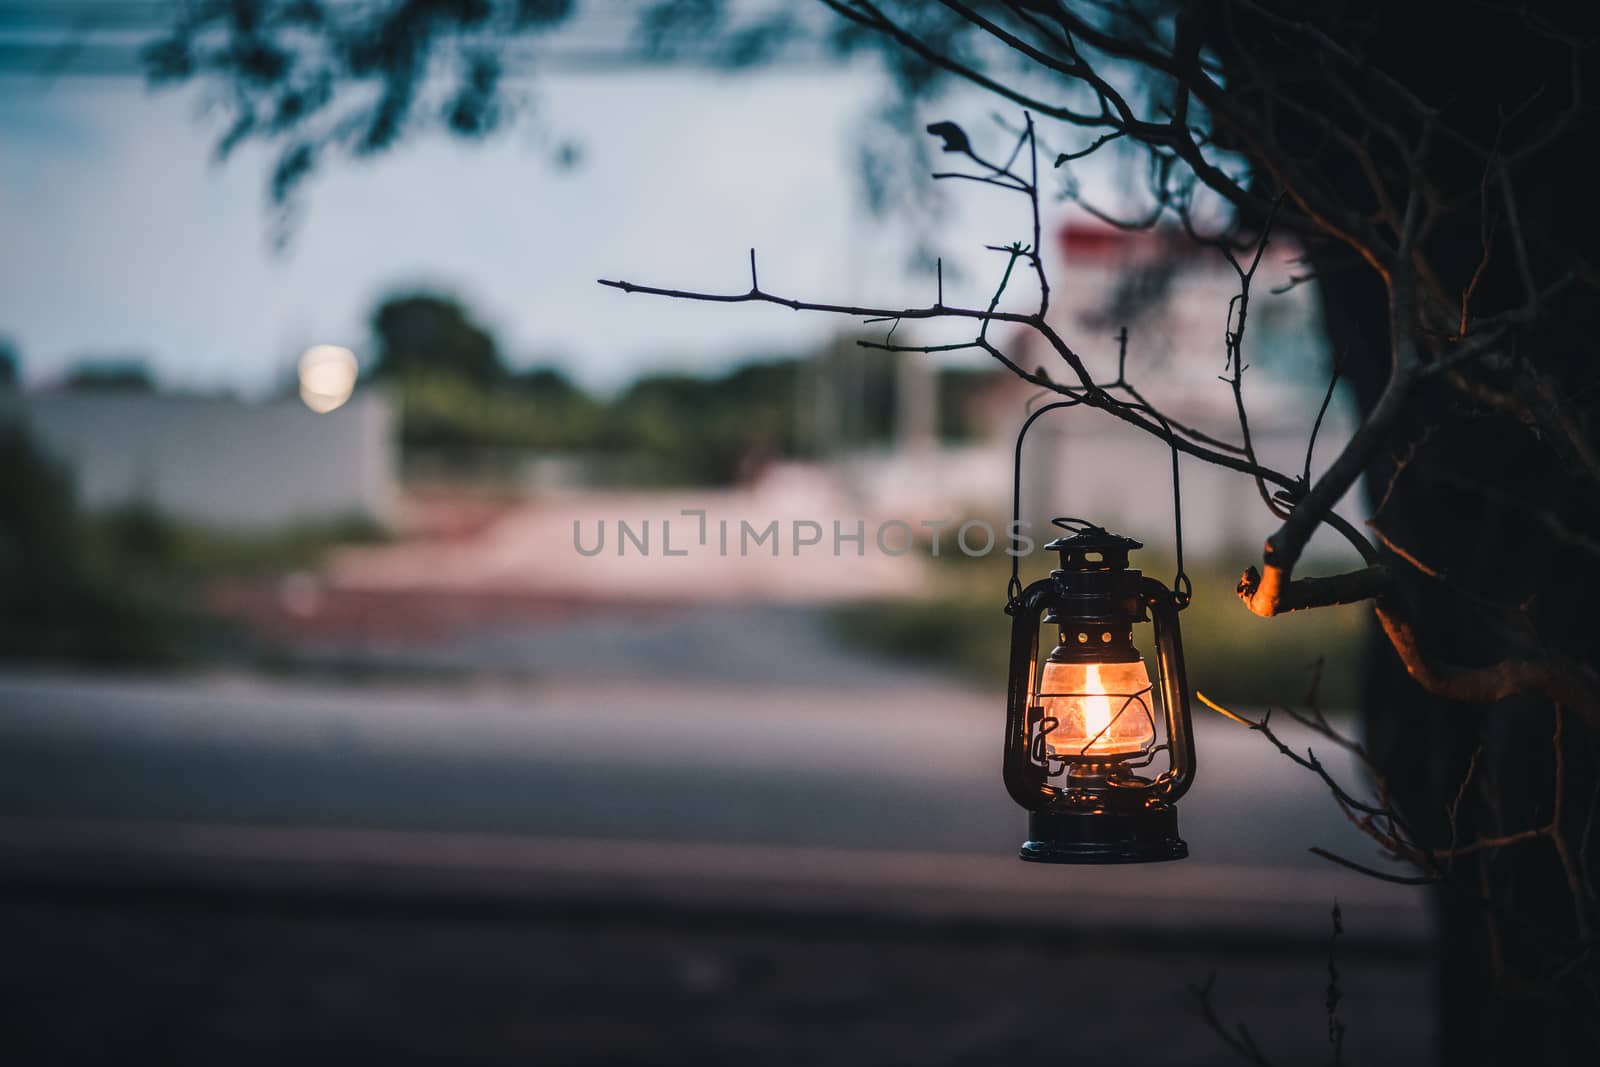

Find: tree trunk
1212;4;1600;1059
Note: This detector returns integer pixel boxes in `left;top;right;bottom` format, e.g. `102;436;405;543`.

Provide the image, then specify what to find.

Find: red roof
1057;218;1300;267
1058;220;1195;264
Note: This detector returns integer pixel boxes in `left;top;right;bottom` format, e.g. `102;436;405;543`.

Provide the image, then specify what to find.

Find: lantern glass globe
1038;658;1156;758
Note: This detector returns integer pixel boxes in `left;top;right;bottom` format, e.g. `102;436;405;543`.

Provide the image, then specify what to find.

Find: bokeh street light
297;344;358;413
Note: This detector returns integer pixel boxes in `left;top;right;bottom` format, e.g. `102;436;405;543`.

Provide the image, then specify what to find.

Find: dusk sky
1;63;1097;396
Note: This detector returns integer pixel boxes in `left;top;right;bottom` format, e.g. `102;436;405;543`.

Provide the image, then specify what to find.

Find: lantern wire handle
1006;395;1191;611
1007;399;1081;609
1142;405;1193;609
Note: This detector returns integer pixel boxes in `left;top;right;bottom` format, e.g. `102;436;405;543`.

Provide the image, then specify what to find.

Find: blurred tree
936;366;999;442
0;341;18;390
511;365;585;402
615;360;807;484
0;424;168;662
370;292;506;385
373;308;931;484
63;359;155;391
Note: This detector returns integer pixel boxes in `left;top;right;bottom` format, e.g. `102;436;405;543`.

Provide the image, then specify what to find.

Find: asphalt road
0;668;1426;927
0;669;1387;857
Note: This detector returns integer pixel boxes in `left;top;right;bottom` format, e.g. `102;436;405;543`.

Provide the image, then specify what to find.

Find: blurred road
0;660;1425;941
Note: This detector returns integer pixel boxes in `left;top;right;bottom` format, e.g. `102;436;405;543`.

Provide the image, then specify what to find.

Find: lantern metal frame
1001;399;1197;864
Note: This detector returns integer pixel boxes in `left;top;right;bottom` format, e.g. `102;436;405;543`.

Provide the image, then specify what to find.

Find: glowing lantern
1004;523;1196;863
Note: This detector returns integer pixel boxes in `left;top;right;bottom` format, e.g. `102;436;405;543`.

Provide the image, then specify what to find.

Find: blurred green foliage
606;360;811;485
0;341;17;389
0;422;180;662
82;505;386;581
0;420;383;665
378;292;1002;485
389;370;602;453
62;360;157;392
371;293;507;385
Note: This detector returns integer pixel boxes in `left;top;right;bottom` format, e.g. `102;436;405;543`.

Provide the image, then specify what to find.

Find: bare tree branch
1375;608;1600;726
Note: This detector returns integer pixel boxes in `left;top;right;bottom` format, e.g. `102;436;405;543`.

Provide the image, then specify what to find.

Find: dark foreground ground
2;885;1428;1067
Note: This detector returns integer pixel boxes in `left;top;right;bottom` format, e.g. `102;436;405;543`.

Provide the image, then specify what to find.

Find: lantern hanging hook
1006;395;1191;611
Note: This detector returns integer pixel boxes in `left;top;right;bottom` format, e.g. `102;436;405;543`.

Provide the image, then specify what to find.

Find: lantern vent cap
1042;520;1142;571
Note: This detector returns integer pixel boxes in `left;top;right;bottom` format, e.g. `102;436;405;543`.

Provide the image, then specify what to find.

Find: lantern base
1020;804;1188;864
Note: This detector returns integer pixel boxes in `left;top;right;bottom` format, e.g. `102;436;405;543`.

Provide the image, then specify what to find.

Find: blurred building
840;219;1363;560
2;389;398;530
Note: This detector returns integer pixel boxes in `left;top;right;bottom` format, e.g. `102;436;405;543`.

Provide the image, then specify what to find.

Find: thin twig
1303;357;1341;486
1188;974;1280;1067
1326;902;1346;1067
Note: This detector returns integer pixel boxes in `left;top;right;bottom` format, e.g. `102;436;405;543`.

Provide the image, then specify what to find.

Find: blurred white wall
1019;410;1366;563
4;390;397;530
839;408;1365;565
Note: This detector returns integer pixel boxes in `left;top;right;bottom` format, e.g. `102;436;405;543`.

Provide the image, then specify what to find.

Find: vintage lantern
1003;520;1196;863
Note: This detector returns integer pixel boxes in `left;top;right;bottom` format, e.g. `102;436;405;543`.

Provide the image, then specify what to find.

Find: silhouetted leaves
636;0;726;59
717;14;800;69
141;0;586;218
227;36;292;87
358;77;418;155
515;0;574;27
138;0;980;233
926;120;972;155
140;37;194;82
270;142;317;204
271;74;334;133
446;54;503;136
215;113;258;162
